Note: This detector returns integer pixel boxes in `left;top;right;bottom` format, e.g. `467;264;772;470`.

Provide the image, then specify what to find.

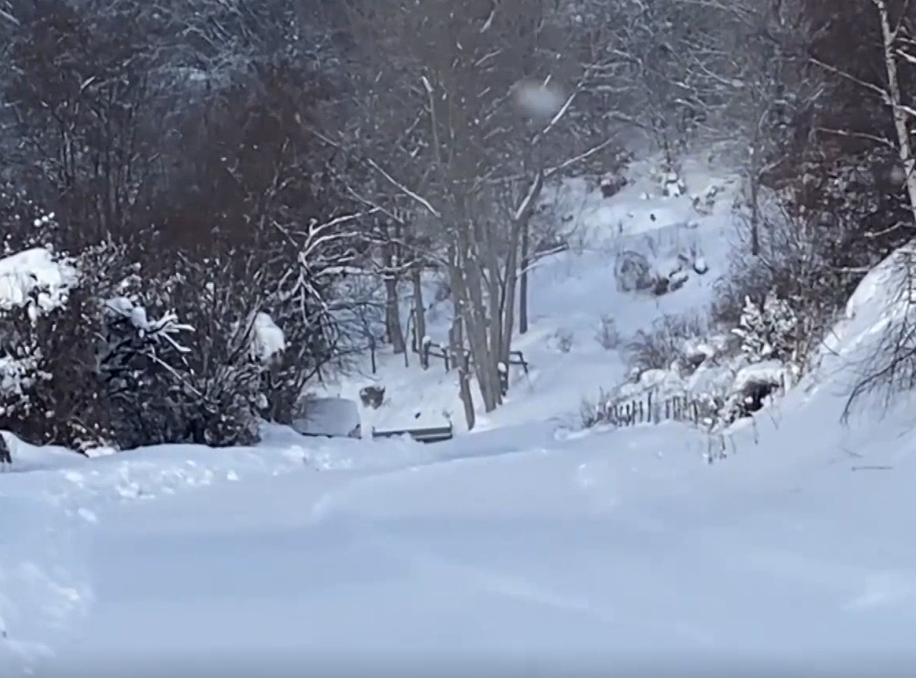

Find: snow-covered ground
3;154;916;674
316;154;740;433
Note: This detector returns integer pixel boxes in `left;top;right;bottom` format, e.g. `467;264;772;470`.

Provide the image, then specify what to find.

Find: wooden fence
592;390;713;429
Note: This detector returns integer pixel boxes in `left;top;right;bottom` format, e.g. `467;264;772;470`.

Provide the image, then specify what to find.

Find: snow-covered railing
590;389;709;429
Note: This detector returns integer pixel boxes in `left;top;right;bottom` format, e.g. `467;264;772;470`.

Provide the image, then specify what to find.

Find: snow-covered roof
293;397;361;437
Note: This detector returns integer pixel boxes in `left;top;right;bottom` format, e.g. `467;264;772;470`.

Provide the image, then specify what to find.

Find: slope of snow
25;380;916;673
316;155;740;434
3;154;916;674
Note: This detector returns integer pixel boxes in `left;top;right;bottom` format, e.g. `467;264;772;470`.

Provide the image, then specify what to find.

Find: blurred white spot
890;165;908;184
513;79;565;119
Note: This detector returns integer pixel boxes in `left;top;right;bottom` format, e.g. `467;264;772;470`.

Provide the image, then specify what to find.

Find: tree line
0;0;912;448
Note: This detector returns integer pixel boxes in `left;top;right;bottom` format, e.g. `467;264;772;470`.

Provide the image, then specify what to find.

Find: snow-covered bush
615;229;703;298
614;250;655;293
595;315;620;350
731;291;799;364
600;170;627;199
251;312;285;364
714;196;845;367
580;390;610;429
626;313;707;373
110;262;268;449
661;171;687;198
0;184;62;257
1;238;153;449
258;280;346;424
553;327;575;353
0;248;116;452
0;238;283;451
101;294;197;449
709;361;796;429
180;360;262;448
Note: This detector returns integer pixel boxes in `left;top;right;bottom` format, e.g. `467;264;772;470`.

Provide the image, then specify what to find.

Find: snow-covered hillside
315;155;740;433
3;155;916;675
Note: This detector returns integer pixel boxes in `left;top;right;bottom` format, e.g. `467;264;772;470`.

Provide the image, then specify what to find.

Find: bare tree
704;0;823;256
808;0;916;416
5;2;170;247
333;0;614;426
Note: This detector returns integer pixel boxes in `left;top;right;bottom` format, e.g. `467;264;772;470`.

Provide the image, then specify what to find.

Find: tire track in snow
360;519;724;649
0;492;93;676
308;479;722;651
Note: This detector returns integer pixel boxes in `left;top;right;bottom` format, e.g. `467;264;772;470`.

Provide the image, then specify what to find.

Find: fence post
420;338;431;370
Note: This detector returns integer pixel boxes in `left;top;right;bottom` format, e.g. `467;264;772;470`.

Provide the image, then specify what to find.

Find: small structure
371;423;454;444
292;397;362;439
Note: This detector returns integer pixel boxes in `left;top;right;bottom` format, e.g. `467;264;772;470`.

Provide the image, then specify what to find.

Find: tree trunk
448;229;500;412
519;219;530;334
369;333;377;374
384;275;406;354
382;243;406;354
749;163;761;257
747;142;760;257
510;172;542;341
449;314;475;431
499;216;530;363
874;0;916;224
480;221;507;387
411;266;427;355
462;264;500;411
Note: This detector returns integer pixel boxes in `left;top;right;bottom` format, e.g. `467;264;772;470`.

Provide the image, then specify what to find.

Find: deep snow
313;154;740;433
2;155;916;675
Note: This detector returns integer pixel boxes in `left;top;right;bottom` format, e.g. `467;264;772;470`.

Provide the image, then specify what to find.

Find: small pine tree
732;290;799;363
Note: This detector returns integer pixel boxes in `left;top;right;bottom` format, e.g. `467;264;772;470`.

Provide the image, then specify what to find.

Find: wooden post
449;318;475;431
420;337;431;370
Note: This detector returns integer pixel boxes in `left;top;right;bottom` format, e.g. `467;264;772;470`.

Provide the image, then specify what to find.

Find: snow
105;296;192;342
3;153;916;673
313;154;738;433
251;311;285;362
0;247;77;312
732;360;794;392
0;247;79;406
513;79;566;119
